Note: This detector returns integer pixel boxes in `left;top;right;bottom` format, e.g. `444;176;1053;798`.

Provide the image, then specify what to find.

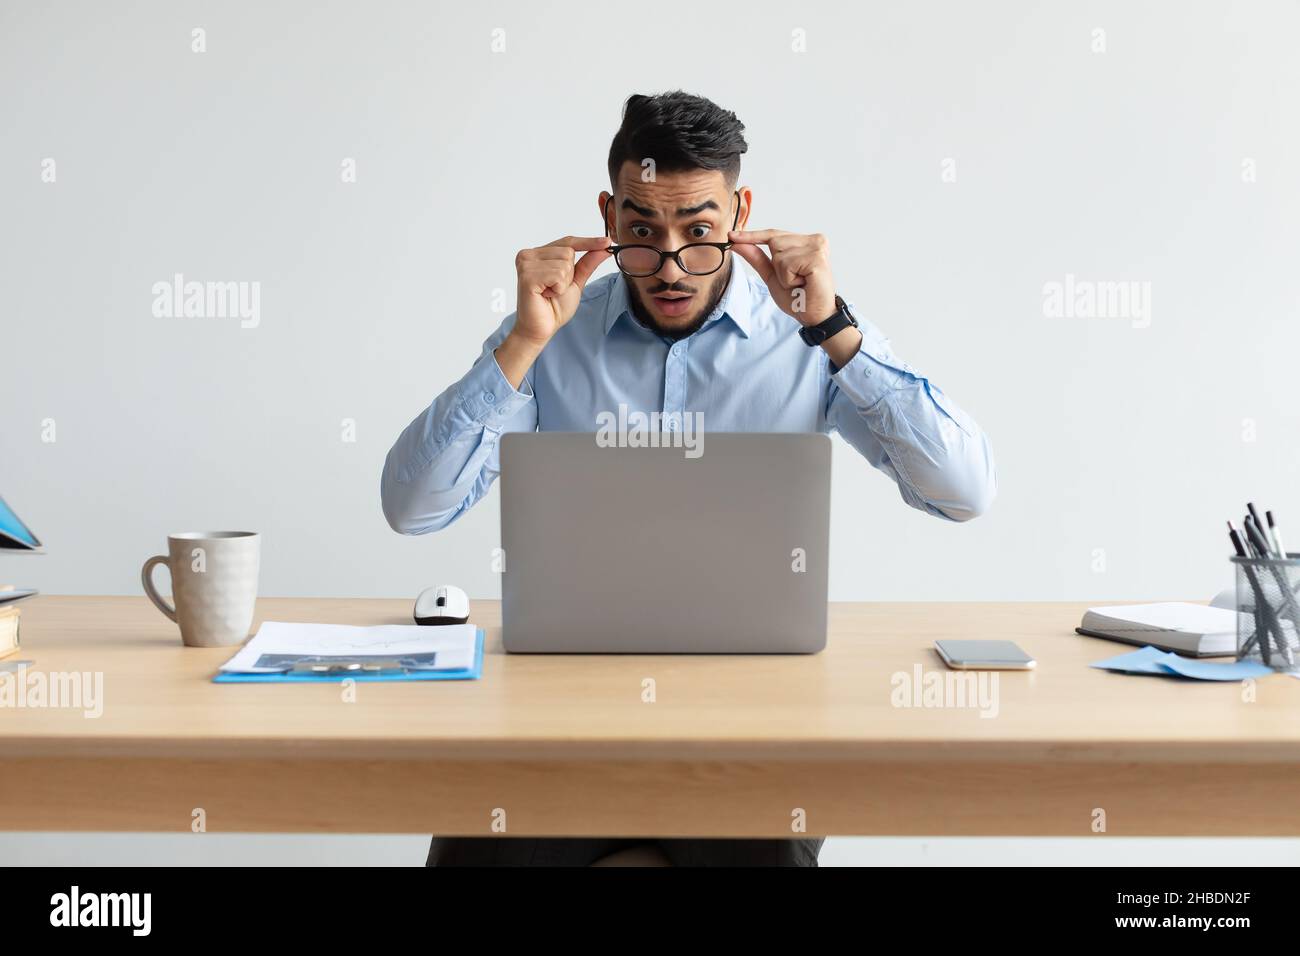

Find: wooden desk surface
2;596;1297;836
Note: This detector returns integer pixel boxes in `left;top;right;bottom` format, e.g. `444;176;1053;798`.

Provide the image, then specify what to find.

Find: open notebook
1076;603;1239;657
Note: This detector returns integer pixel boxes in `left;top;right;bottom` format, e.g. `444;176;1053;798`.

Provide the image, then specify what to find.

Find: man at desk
382;91;996;867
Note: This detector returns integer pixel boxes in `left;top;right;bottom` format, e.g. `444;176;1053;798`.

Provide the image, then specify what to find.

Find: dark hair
607;91;748;187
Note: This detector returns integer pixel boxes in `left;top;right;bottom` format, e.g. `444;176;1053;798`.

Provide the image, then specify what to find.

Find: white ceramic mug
142;531;260;647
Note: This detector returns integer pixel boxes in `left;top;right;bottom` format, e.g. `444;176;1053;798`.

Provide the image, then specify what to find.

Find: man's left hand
728;229;837;326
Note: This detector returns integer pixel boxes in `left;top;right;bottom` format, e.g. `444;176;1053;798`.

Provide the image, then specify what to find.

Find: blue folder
212;628;485;683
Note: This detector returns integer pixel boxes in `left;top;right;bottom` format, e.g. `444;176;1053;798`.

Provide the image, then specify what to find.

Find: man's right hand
514;235;613;345
495;236;612;389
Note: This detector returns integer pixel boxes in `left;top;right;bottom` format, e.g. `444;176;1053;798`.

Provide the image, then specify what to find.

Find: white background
2;0;1298;865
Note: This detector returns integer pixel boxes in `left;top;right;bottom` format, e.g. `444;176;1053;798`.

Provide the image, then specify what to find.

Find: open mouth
652;293;695;317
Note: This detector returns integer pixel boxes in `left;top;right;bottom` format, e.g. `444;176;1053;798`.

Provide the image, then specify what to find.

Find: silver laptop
500;432;830;653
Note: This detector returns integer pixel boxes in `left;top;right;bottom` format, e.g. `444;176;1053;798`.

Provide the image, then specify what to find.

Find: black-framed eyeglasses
603;191;740;278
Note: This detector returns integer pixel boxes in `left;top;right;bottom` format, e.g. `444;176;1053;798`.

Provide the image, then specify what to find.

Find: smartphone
934;639;1036;670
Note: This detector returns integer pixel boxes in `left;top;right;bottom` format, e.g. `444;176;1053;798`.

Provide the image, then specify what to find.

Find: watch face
800;326;827;346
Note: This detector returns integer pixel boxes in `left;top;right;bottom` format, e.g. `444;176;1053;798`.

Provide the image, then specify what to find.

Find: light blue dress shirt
382;265;996;533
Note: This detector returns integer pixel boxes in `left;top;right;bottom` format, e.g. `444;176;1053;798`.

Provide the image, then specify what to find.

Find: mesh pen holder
1233;553;1300;672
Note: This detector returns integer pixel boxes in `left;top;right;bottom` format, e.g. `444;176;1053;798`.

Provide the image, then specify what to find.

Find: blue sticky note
1089;646;1172;675
1157;654;1275;681
1091;645;1275;680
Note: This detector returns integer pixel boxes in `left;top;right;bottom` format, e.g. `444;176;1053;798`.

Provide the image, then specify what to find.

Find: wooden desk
2;597;1297;836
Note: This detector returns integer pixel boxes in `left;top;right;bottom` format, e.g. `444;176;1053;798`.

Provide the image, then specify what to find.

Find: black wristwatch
798;295;858;346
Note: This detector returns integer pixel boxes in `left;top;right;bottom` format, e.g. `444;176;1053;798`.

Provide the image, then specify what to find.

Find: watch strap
798;295;858;346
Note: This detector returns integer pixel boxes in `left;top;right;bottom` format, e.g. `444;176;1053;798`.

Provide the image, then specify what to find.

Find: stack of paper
215;621;483;683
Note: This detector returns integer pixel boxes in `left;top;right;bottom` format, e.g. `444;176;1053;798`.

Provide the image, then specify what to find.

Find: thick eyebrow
621;198;657;218
619;198;722;219
676;199;720;217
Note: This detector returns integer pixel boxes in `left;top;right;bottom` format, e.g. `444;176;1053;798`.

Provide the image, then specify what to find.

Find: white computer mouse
414;585;470;625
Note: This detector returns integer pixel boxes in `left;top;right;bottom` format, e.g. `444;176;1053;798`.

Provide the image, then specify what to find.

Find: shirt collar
603;263;752;339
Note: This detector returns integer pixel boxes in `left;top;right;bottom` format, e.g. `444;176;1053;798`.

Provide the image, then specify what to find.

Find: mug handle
141;555;177;622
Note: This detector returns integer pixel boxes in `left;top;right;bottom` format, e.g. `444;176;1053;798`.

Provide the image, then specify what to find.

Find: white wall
3;0;1297;865
4;0;1298;603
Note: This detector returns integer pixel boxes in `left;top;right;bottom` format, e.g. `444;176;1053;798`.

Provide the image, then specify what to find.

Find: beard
624;261;733;341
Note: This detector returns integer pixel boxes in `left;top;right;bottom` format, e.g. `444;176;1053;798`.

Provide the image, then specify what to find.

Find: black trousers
427;836;824;866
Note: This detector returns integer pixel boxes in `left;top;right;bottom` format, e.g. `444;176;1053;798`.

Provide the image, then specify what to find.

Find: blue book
0;494;42;551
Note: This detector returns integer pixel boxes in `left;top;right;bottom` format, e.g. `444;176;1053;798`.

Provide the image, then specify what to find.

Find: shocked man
382;91;996;867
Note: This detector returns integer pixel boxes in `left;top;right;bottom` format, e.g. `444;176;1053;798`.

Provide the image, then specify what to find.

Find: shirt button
483;392;496;404
666;418;678;431
671;344;683;356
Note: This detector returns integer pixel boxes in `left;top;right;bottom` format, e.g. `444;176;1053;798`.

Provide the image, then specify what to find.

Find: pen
1230;522;1269;660
1245;511;1299;666
1267;510;1287;559
1247;502;1265;542
1244;514;1273;558
1228;520;1247;558
1264;510;1300;665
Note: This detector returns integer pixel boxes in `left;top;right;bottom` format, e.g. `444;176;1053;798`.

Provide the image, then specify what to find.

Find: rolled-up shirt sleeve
381;316;537;534
825;313;996;522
